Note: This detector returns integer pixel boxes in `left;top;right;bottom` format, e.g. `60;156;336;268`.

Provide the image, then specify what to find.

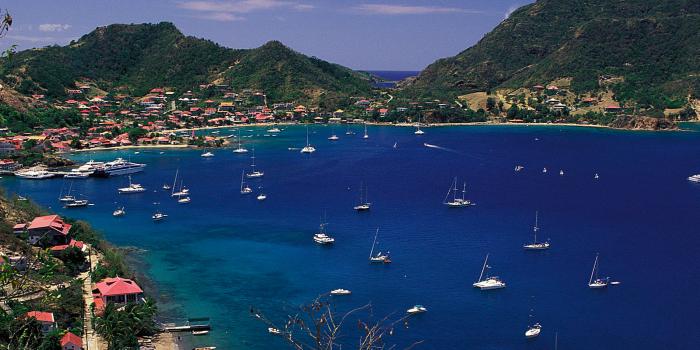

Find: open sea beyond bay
3;125;700;349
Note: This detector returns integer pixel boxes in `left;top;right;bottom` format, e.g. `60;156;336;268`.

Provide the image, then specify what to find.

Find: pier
162;317;211;332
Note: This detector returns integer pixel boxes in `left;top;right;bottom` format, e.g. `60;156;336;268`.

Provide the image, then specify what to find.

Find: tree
486;97;496;111
57;246;86;276
252;296;422;350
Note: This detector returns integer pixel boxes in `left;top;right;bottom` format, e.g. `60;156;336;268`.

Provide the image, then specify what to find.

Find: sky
1;0;532;71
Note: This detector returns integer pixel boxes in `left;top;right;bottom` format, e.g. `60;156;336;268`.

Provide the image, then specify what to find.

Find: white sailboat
345;124;355;135
246;147;264;178
240;171;253;195
368;228;391;264
414;116;425;135
118;175;146;194
363;123;369;139
328;126;339;141
588;253;609;288
58;181;76;202
443;177;472;207
353;182;371;211
313;217;335;245
523;211;550;250
171;175;189;197
201;151;214;157
301;126;316;153
473;254;506;290
232;129;249;153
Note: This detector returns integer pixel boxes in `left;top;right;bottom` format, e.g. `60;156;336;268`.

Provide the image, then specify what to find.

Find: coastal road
81;245;102;350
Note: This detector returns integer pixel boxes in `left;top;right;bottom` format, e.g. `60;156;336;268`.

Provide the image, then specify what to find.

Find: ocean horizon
3;124;700;349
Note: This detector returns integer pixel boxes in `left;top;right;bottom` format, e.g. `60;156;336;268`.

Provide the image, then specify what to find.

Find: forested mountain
0;22;372;103
402;0;700;108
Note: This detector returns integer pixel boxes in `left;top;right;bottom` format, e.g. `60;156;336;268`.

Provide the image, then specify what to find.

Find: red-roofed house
25;311;56;334
50;239;86;255
60;331;83;350
93;276;144;311
25;215;72;247
605;104;622;113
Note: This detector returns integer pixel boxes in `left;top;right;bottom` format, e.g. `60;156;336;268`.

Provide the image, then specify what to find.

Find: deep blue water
3;125;700;349
366;70;420;88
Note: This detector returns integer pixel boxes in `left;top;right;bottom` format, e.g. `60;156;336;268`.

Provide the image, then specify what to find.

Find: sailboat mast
240;170;245;190
369;228;379;259
453;177;458;201
306;126;310;147
533;211;539;243
461;182;466;201
478;254;489;282
171;169;179;195
443;179;454;204
589;254;599;285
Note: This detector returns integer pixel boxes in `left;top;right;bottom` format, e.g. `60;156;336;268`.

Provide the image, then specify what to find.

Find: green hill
403;0;700;108
1;22;371;103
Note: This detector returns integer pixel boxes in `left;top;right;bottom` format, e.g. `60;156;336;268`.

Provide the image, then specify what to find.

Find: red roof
94;276;143;297
50;239;85;252
27;215;71;235
60;332;82;347
26;311;54;323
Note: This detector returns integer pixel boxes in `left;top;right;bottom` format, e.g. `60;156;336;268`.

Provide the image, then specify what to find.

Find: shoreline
70;144;194;153
169;120;685;133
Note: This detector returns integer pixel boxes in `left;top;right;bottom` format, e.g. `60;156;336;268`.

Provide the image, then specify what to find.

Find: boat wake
423;143;457;153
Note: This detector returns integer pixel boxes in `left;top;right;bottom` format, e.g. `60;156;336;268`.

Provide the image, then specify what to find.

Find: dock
162;317;211;333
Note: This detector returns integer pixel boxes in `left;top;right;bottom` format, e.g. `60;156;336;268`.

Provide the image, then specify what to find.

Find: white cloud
178;0;313;14
504;5;519;19
38;23;72;32
7;34;61;43
353;4;480;15
196;12;246;21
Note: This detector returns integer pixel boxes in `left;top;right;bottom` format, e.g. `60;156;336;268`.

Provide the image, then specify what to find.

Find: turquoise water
3;125;700;349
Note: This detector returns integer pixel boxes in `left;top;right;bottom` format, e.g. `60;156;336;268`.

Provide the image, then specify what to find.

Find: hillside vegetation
402;0;700;109
0;22;372;103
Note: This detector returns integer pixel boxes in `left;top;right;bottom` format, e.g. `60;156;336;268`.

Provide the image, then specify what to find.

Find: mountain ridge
0;22;372;104
401;0;700;109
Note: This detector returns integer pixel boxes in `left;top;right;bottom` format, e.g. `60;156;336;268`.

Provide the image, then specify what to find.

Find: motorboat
15;170;54;179
177;196;191;204
407;305;427;314
65;199;89;208
152;212;168;222
113;207;126;217
201;152;214;158
330;289;351;295
93;158;145;177
525;323;542;338
688;174;700;183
